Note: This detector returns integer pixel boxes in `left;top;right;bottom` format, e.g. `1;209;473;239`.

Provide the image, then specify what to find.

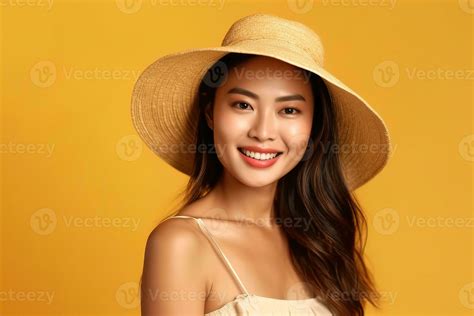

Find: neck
207;171;278;228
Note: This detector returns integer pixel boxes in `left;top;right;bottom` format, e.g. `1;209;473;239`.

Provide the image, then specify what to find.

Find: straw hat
130;13;392;191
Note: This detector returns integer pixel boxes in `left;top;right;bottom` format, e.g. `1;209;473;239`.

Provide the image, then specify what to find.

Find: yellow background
1;0;473;315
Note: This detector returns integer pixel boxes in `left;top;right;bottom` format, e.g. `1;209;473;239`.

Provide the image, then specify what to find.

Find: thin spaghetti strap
162;215;250;296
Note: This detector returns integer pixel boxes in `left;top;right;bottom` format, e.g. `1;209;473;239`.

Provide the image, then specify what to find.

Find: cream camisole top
163;215;334;316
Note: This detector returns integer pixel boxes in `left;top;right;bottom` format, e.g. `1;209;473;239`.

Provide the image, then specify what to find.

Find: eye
232;101;253;110
231;102;300;115
281;107;300;115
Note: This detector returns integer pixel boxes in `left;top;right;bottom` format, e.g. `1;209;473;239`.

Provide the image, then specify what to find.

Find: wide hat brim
131;34;392;191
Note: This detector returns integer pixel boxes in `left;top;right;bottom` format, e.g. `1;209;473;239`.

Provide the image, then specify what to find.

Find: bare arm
141;220;209;316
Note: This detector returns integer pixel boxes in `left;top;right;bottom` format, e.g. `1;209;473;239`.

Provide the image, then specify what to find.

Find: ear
204;102;214;130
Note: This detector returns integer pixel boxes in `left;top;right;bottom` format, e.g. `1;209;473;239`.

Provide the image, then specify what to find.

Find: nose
248;108;277;142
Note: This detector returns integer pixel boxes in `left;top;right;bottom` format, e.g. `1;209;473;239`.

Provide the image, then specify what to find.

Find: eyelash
232;102;301;115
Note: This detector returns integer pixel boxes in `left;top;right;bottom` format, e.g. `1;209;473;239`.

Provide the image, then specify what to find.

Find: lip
237;147;282;168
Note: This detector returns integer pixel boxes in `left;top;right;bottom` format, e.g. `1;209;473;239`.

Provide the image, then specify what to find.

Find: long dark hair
169;53;382;315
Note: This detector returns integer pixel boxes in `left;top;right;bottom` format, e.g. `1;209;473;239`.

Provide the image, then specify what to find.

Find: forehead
221;55;313;92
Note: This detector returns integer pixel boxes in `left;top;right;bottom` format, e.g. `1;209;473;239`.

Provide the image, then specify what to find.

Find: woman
132;14;392;316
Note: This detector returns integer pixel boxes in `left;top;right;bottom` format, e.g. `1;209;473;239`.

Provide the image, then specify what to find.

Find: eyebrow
226;87;306;102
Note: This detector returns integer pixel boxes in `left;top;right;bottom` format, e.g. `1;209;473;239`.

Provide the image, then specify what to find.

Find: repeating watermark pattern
152;140;395;158
62;215;141;231
405;67;474;81
154;142;219;155
319;141;396;155
374;60;474;88
458;134;474;162
373;61;399;88
373;208;400;235
62;66;140;81
30;208;57;236
139;283;397;308
459;282;474;309
30;208;141;235
0;289;55;304
142;288;210;302
321;0;396;9
30;61;56;88
267;217;312;231
287;0;396;14
202;63;312;89
373;208;474;235
320;288;398;305
185;207;313;232
116;0;143;14
378;290;398;305
30;61;140;88
116;281;139;309
116;135;143;161
405;215;474;229
0;142;55;158
115;0;225;14
200;207;231;231
0;0;53;11
211;215;313;231
202;61;229;88
285;281;317;309
458;0;474;14
140;287;238;310
232;67;312;84
287;0;314;14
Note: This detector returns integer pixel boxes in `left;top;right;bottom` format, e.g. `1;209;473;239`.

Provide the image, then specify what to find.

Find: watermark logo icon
458;0;474;14
286;281;315;309
287;0;314;14
30;208;57;235
373;208;399;235
116;135;143;161
459;282;474;309
116;0;142;14
202;61;228;88
116;281;140;309
458;134;474;162
373;60;400;88
204;207;230;231
30;61;56;88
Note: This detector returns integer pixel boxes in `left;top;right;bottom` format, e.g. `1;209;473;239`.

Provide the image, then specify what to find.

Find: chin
233;169;281;188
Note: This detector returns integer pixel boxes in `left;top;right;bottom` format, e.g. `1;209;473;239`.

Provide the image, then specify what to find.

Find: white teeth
242;149;278;160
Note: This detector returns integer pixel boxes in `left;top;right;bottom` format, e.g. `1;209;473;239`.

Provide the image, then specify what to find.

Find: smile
238;148;282;160
237;147;283;168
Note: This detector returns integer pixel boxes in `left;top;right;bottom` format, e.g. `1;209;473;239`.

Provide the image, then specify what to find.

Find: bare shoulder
141;215;213;315
147;214;207;248
143;214;213;274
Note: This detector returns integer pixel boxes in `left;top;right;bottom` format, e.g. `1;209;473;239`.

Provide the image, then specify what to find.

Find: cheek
213;106;250;140
212;112;245;157
282;119;313;159
218;113;250;132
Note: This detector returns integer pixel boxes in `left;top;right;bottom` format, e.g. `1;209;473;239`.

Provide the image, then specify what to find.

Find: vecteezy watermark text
0;0;53;10
319;141;396;155
0;289;55;304
0;142;55;158
232;67;312;83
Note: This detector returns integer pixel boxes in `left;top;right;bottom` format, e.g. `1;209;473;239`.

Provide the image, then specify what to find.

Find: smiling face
206;55;315;187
